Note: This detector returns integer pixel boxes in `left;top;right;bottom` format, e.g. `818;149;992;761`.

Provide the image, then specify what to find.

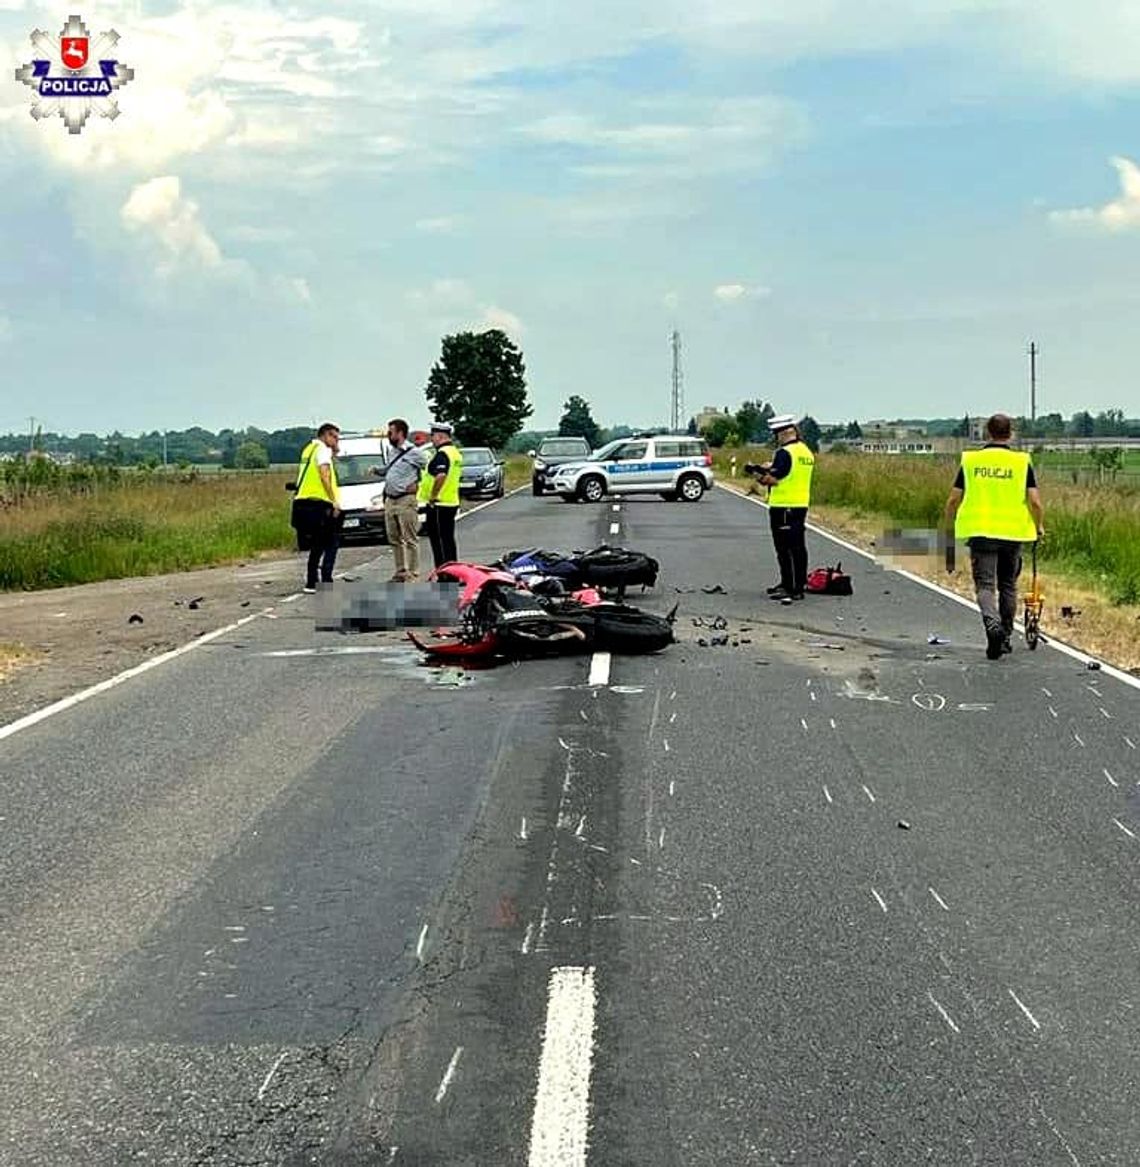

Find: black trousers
769;506;808;593
426;504;458;568
294;499;340;586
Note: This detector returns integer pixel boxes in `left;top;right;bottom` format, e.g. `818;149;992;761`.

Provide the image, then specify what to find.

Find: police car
548;435;714;502
333;432;428;543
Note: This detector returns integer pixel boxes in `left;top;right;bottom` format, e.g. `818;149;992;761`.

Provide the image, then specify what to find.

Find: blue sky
3;0;1140;436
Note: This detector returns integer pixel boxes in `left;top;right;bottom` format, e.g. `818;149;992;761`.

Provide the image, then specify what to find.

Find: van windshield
335;453;387;486
539;439;589;456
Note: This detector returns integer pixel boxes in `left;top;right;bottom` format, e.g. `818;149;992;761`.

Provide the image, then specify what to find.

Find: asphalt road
3;486;1140;1165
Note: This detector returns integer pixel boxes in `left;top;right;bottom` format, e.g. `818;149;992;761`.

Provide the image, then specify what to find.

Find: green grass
715;448;1140;606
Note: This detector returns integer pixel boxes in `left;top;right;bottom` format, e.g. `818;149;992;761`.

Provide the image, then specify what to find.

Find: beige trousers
384;493;420;578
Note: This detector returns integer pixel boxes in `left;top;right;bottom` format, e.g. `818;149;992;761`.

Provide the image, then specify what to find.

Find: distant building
694;405;732;433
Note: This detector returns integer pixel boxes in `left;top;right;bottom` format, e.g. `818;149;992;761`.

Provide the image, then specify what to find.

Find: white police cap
430;421;453;435
767;413;798;432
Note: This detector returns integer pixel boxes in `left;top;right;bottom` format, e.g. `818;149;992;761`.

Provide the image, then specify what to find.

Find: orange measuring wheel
1023;541;1044;650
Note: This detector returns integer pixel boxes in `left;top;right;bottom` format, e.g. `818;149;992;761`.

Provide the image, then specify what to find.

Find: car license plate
343;518;360;528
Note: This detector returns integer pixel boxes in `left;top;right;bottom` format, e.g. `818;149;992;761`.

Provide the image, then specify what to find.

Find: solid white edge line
587;653;611;687
0;487;530;746
0;609;268;744
434;1046;464;1104
927;991;961;1034
717;481;1140;693
528;966;597;1167
257;1051;289;1101
1008;988;1042;1031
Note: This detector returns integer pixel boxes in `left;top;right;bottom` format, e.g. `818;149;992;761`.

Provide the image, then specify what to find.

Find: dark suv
530;436;593;495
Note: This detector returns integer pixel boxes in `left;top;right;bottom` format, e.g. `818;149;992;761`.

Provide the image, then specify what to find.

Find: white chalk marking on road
929;887;950;912
1049;706;1058;720
558;738;570;751
1073;732;1085;748
663;739;670;752
927;992;960;1034
434;1046;464;1104
257;1052;288;1101
0;609;268;744
1112;818;1136;840
576;816;586;838
668;780;675;798
522;922;536;954
520;817;529;840
800;718;808;731
609;522;620;536
912;692;947;712
829;718;837;730
658;828;666;850
669;711;677;723
224;925;245;932
823;786;833;804
1008;988;1042;1031
1125;736;1137;750
670;690;677;701
387;1148;399;1165
579;709;589;722
1100;707;1113;720
1104;769;1118;788
587;653;611;687
629;857;642;866
1041;688;1053;698
871;888;888;913
416;924;429;962
527;966;596;1167
862;784;877;804
1086;685;1103;697
612;504;620;512
810;691;818;702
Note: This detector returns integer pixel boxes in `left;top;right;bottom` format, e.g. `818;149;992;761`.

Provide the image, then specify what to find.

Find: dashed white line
521;923;536;954
575;815;587;838
871;888;888;913
658;828;666;850
609;522;620;536
668;780;675;797
1125;737;1137;751
1008;989;1042;1031
587;653;611;687
1100;707;1113;720
611;504;620;512
829;718;837;730
1048;706;1058;719
929;887;950;912
927;992;960;1034
1041;688;1053;698
528;967;596;1167
1103;769;1118;788
416;924;429;962
669;711;677;724
810;691;818;702
800;718;809;731
663;739;670;753
257;1052;288;1101
862;784;876;804
823;785;833;804
1112;818;1136;840
434;1046;464;1104
520;817;529;840
1073;732;1085;748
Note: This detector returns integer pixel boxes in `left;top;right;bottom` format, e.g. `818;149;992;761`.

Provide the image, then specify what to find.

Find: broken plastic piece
128;614;143;625
927;634;951;645
897;820;911;831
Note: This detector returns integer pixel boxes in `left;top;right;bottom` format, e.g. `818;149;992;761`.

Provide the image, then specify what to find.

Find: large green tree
558;395;602;448
425;329;532;449
734;399;774;444
799;415;822;453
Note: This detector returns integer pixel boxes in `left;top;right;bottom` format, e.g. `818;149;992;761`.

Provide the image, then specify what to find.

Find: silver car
548;435;715;503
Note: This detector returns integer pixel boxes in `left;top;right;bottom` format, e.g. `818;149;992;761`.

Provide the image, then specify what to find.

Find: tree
734;400;774;444
425;328;532;449
844;420;863;440
558;395;602;448
955;414;971;438
235;440;269;470
686;417;698;436
799;415;822;453
702;416;737;447
1069;410;1095;438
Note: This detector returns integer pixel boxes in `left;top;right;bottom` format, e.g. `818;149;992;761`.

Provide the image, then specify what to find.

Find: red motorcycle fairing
406;629;499;658
430;563;521;610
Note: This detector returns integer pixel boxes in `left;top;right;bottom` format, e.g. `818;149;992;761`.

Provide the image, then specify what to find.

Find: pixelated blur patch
876;526;955;565
314;581;461;632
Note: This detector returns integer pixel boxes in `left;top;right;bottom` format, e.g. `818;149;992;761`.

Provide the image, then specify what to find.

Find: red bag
806;562;853;595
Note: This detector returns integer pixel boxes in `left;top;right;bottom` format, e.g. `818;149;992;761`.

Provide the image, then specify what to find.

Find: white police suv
548;435;714;503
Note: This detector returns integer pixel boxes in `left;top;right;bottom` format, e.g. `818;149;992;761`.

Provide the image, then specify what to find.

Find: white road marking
434;1046;464;1104
829;718;837;730
528;967;596;1167
609;522;620;536
663;739;670;752
1125;737;1137;750
668;781;675;797
257;1052;288;1101
927;992;960;1034
823;786;833;804
520;817;529;840
669;711;677;723
612;504;620;512
1073;732;1085;748
957;703;992;712
800;718;809;731
670;690;677;701
862;784;876;804
871;888;888;913
1041;688;1053;698
1104;769;1118;788
416;924;429;962
810;691;818;702
912;693;947;712
1008;989;1042;1031
1048;706;1058;719
522;923;536;954
658;828;666;850
576;815;586;838
1112;818;1136;840
929;887;950;912
0;609;268;743
587;653;611;687
579;710;588;722
1100;707;1113;720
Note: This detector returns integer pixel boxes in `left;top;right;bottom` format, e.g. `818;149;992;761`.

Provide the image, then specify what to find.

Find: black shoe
768;588;792;601
1001;635;1013;655
985;628;1004;660
791;591;805;601
766;583;785;595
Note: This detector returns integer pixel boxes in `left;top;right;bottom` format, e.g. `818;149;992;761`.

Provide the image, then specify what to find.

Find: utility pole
670;330;684;432
1028;341;1038;424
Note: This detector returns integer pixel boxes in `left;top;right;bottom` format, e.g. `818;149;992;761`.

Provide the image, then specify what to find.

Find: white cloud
1049;156;1140;231
415;216;462;234
714;283;772;302
406;279;522;336
480;306;524;337
120;176;225;274
407;278;475;306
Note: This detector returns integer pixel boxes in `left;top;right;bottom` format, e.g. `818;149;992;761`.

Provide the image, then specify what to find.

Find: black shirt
953;443;1037;491
768;447;793;481
427;447;452;479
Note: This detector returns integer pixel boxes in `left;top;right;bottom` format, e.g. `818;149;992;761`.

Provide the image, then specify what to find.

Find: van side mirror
527;449;536;458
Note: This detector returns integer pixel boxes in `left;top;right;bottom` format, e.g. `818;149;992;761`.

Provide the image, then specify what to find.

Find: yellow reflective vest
419;443;463;506
295;439;338;504
954;447;1037;542
768;440;815;507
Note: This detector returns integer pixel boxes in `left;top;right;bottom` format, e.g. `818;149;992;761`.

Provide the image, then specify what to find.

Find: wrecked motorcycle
407;561;676;660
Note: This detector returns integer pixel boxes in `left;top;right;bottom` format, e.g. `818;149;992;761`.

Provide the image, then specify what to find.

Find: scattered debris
806;640;845;651
701;584;727;595
1087;661;1102;671
1061;605;1081;619
240;601;251;607
897;820;911;831
128;614;144;625
674;586;696;594
187;597;205;610
927;634;951;645
434;667;471;687
924;653;942;661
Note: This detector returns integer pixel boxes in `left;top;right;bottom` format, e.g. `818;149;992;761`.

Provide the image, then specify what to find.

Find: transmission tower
670;330;684;432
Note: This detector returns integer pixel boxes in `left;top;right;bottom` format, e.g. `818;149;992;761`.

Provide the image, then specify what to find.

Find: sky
3;1;1140;437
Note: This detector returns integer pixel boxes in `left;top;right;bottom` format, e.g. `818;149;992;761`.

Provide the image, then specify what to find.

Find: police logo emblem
14;15;135;135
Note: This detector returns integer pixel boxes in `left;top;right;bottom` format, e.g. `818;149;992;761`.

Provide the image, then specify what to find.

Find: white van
334;433;427;544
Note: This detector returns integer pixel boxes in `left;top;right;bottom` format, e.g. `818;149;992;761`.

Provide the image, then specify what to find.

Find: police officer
944;412;1044;659
292;422;342;593
749;413;815;601
420;421;464;568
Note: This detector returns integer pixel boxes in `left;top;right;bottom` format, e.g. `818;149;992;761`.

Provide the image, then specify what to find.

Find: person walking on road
293;422;342;593
944;413;1045;660
420;421;463;569
380;418;425;582
748;413;815;601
